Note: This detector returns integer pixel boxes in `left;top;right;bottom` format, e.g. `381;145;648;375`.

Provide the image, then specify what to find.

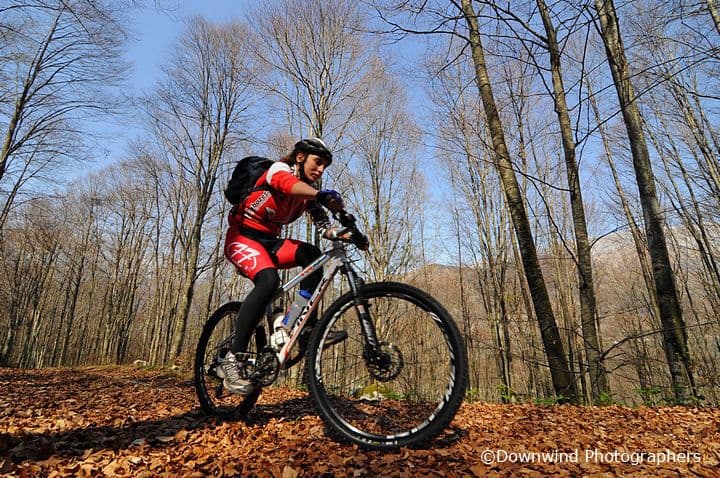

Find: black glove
316;189;344;212
352;233;370;251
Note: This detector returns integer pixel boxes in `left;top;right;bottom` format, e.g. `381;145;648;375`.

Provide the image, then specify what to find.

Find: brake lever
331;209;368;250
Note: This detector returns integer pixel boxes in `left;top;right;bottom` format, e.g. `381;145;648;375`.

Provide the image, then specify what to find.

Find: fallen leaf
282;466;300;478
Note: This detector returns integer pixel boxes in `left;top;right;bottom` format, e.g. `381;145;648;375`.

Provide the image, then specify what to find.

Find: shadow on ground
1;396;318;463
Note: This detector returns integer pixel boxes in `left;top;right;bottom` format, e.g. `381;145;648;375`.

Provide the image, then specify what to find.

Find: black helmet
294;137;333;165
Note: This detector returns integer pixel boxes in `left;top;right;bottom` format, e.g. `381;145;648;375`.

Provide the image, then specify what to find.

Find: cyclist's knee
295;242;321;266
253;268;280;298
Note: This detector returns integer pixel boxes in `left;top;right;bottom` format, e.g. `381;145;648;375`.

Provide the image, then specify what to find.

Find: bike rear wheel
305;282;468;450
194;302;265;419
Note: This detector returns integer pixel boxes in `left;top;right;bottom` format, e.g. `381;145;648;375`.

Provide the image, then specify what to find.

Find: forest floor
0;366;718;477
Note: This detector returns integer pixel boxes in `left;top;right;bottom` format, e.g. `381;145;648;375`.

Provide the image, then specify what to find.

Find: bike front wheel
194;302;265;419
305;282;468;450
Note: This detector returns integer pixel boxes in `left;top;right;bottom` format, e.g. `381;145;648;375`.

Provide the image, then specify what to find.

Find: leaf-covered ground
0;367;718;477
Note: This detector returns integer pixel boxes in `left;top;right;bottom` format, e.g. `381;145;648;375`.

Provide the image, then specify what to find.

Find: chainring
248;348;280;386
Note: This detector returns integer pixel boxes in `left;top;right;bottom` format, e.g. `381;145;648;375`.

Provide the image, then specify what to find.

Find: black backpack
224;156;275;205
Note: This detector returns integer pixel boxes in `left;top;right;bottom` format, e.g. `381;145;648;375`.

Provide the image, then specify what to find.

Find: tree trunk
587;80;662;326
594;0;694;402
537;0;609;403
709;0;720;35
170;221;203;360
460;0;578;403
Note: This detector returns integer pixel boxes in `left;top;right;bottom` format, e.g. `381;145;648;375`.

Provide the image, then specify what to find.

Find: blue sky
127;1;254;92
98;1;257;162
98;1;428;165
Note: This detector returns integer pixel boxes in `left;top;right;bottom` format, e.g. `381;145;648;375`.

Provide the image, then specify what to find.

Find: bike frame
268;240;378;366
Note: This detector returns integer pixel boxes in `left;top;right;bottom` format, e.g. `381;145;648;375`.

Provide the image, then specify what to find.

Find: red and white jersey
228;162;322;236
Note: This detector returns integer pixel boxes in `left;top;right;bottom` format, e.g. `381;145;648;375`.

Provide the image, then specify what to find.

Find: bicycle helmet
293;137;333;165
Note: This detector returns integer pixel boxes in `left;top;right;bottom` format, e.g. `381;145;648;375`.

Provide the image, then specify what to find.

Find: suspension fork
342;261;381;353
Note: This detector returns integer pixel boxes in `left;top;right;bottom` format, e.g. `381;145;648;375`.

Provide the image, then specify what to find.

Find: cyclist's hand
352;232;370;251
322;227;351;241
316;189;344;213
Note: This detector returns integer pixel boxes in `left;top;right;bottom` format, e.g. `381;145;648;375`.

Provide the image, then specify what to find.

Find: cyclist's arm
266;163;320;199
289;180;321;199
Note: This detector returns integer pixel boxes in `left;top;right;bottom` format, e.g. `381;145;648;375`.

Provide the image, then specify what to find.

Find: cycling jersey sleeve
266;162;301;194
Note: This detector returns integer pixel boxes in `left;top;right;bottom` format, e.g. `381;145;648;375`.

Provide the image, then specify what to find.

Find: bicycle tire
305;282;468;450
194;301;264;419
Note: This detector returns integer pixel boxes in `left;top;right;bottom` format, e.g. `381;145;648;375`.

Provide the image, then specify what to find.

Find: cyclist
218;138;348;395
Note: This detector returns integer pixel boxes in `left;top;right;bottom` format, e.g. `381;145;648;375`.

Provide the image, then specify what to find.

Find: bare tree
338;59;424;281
0;198;62;366
372;0;578;401
96;161;153;363
710;0;720;34
52;183;105;366
142;17;258;361
0;1;131;231
426;49;516;400
458;0;578;402
594;0;695;402
251;0;373;142
250;0;379;249
533;0;610;403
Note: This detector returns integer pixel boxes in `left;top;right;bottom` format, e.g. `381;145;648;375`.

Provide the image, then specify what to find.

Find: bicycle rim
194;302;264;418
307;282;468;450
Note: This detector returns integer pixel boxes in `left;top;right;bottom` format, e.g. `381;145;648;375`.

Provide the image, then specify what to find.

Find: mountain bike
194;209;468;450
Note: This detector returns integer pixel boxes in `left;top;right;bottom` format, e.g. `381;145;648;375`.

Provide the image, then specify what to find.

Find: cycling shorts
224;227;306;280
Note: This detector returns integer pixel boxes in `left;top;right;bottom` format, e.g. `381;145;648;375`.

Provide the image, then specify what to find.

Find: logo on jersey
228;242;260;270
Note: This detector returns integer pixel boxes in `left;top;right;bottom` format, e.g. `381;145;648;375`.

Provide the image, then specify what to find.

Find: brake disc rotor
367;342;404;381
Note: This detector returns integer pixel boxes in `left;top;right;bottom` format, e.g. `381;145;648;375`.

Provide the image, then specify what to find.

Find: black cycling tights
232;242;322;352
